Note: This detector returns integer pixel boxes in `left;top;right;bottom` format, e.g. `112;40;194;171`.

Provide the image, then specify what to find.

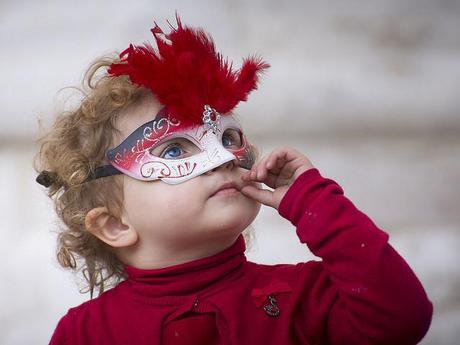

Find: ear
85;207;138;248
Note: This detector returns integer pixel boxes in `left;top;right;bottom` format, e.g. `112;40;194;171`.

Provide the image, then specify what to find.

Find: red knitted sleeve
278;168;433;345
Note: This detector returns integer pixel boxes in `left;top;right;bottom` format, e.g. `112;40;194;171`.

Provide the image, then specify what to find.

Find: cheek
161;189;204;221
243;194;262;221
122;180;161;226
122;178;205;229
239;179;262;222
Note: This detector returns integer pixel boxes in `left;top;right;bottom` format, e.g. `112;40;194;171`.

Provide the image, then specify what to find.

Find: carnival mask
97;105;254;184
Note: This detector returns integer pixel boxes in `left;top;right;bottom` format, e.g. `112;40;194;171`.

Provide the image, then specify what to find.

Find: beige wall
1;1;459;344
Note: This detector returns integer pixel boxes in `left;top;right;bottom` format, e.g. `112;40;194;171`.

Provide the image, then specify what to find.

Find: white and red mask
106;105;255;184
35;16;268;188
89;16;267;185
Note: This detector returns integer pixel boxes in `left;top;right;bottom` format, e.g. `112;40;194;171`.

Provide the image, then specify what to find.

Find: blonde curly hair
35;55;258;298
34;56;152;297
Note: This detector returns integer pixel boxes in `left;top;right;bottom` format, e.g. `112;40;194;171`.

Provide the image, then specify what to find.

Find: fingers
242;148;289;182
266;150;288;174
240;185;275;208
239;147;313;210
241;146;314;189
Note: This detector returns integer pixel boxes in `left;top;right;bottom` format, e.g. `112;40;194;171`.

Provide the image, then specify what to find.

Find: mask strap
90;165;122;181
35;164;122;188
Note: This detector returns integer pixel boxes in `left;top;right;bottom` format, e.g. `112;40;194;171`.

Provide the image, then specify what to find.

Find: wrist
278;167;321;221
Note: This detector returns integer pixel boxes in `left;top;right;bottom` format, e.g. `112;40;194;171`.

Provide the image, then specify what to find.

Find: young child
36;15;433;345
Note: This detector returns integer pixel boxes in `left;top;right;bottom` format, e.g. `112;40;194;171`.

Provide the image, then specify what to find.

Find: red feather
108;14;269;126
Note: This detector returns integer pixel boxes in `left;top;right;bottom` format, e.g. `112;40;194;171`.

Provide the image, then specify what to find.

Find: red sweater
49;168;433;345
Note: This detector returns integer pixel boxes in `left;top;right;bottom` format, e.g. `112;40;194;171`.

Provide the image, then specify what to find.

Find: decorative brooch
251;280;292;318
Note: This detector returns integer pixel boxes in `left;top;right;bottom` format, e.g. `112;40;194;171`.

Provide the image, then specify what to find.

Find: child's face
115;95;261;251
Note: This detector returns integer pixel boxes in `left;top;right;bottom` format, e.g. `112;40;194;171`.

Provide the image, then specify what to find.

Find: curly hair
34;55;259;298
34;55;151;297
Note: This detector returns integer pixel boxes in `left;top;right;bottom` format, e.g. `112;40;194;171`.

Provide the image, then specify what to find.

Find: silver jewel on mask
202;104;221;134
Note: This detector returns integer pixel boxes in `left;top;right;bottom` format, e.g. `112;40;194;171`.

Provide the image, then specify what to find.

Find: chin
210;203;259;234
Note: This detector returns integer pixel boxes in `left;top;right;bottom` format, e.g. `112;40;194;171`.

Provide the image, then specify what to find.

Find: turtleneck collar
123;235;247;299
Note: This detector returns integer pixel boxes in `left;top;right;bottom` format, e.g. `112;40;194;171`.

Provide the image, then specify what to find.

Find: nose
207;159;236;174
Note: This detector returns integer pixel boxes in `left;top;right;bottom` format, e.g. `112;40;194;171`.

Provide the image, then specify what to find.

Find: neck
122;235;247;299
118;234;240;270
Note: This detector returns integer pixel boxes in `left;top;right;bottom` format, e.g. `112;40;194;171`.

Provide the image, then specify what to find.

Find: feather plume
108;14;269;126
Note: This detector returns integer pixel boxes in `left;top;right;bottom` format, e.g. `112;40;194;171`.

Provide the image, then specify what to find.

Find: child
36;15;433;345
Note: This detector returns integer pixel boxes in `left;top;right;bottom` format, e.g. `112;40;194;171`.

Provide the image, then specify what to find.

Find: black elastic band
36;170;57;187
89;165;123;181
36;165;122;188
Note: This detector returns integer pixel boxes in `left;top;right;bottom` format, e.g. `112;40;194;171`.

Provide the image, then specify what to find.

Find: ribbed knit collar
123;235;247;299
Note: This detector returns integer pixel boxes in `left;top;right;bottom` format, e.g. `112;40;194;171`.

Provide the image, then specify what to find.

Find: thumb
241;185;276;208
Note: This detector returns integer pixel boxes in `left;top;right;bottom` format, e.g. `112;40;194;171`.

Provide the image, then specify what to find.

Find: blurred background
1;0;459;343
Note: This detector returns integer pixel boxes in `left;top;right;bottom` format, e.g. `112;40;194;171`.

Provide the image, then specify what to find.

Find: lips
211;181;240;197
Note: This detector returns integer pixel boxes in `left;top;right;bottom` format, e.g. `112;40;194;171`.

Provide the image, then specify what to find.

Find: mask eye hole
149;137;200;159
222;128;243;149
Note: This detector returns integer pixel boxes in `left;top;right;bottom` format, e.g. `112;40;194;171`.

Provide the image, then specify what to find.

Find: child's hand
240;147;315;210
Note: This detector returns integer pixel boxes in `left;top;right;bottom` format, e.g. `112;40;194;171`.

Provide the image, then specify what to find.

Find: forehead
114;94;164;146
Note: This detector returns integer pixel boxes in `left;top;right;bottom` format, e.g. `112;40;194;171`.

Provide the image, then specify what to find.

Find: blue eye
222;135;232;147
222;129;243;148
161;144;183;159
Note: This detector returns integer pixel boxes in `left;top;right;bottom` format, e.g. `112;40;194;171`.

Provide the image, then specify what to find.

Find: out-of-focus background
1;0;459;343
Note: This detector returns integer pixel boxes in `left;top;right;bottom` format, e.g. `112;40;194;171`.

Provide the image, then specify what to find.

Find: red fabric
163;313;218;345
49;168;433;345
251;280;293;308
